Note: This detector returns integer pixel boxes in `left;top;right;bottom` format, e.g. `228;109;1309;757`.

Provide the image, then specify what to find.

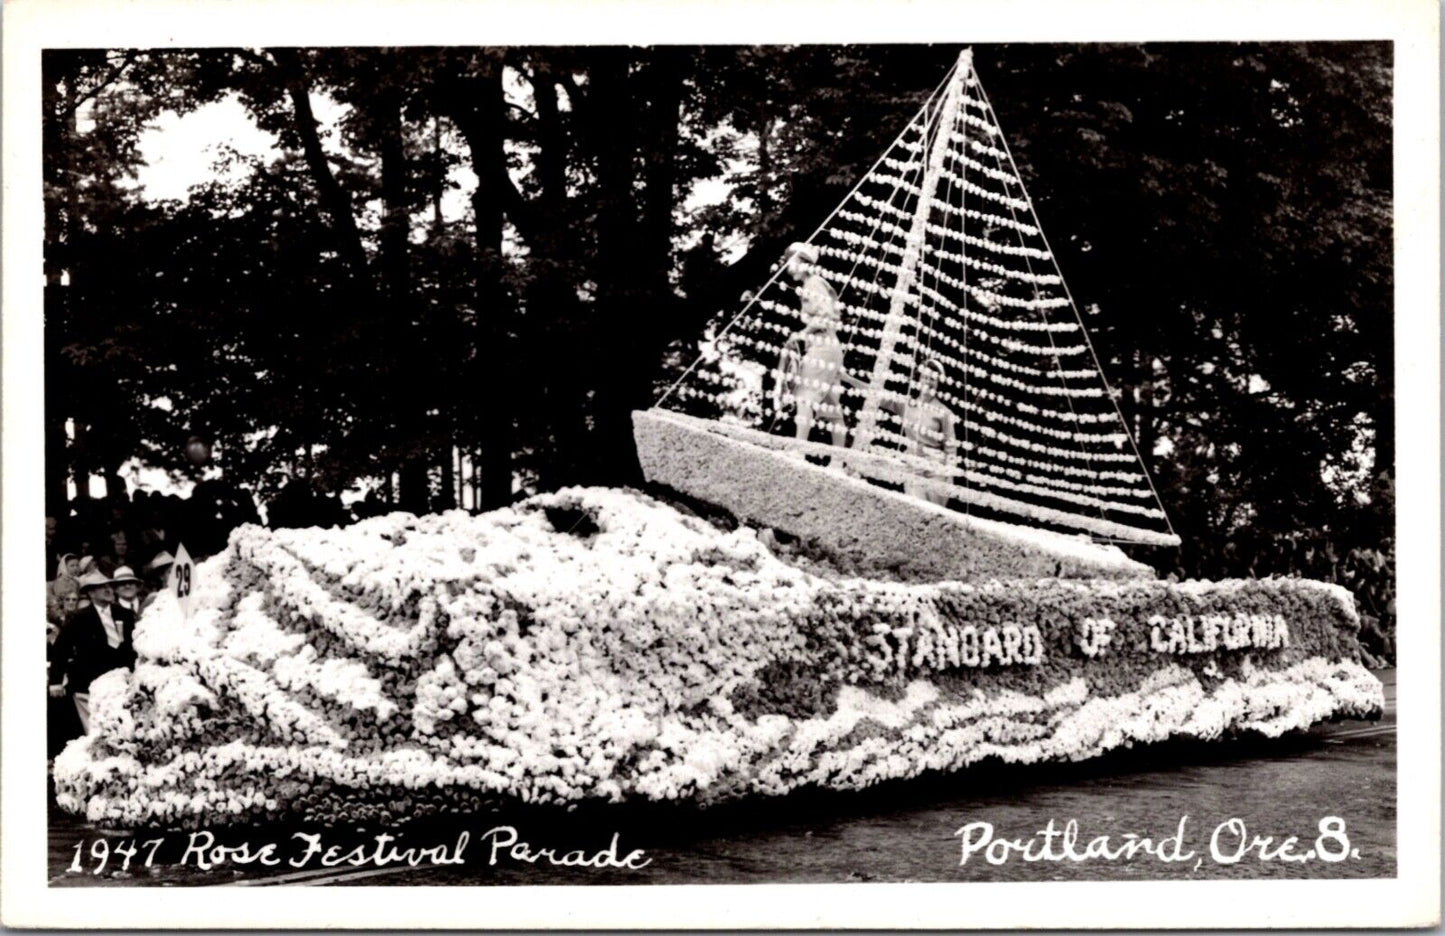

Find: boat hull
633;408;1154;583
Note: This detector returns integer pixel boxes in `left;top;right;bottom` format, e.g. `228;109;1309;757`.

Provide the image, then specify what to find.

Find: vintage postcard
2;0;1438;928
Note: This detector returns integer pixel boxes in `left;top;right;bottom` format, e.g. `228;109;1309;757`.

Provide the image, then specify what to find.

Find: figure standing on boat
877;357;958;505
774;242;849;448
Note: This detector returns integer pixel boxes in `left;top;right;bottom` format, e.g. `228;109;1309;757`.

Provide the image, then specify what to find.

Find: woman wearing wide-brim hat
73;556;99;610
48;570;137;734
140;551;174;615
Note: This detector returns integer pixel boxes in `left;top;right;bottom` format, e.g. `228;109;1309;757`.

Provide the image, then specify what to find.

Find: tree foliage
44;42;1394;646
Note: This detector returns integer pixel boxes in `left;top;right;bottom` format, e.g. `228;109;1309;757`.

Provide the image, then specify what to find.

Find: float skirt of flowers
53;488;1383;828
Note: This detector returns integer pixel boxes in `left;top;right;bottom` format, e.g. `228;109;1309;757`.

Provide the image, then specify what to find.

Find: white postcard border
2;0;1438;928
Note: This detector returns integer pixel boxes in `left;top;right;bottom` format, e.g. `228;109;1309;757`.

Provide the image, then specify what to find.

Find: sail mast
854;48;972;451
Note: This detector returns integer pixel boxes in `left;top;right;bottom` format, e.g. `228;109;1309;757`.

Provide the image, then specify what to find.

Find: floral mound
54;488;1384;829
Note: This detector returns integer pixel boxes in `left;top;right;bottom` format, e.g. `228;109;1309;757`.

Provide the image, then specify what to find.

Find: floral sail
650;49;1180;548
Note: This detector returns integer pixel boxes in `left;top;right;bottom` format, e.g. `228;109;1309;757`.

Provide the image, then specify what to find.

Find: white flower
52;488;1386;825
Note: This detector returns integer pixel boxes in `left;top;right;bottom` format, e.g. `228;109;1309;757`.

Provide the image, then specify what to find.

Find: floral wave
53;488;1383;827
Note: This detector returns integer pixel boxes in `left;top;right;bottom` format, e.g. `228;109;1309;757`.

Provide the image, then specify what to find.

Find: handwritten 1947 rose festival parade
37;41;1398;888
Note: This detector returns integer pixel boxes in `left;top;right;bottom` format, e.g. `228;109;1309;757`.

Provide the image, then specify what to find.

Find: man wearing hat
48;570;137;734
111;565;144;616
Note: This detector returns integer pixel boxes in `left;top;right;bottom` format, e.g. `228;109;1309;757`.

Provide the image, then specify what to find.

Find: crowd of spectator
44;459;262;757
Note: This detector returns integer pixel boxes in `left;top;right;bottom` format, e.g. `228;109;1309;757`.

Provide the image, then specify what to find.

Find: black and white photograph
2;0;1438;928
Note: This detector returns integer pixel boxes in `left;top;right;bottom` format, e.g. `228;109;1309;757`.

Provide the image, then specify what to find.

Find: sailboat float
634;48;1177;582
625;45;1384;750
53;50;1383;830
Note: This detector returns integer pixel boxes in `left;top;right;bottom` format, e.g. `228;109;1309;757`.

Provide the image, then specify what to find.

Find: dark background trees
42;42;1395;653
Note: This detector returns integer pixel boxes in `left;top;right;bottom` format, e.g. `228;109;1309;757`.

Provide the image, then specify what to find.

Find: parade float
54;50;1384;829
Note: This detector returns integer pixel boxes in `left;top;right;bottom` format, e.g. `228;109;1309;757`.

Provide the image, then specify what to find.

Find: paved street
49;669;1396;886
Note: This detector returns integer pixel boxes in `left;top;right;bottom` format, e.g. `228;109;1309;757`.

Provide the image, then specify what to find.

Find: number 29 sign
170;542;195;620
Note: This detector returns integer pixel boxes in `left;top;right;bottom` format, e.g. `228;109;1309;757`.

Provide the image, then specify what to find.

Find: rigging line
975;108;1111;530
834;100;935;309
770;109;934;437
917;95;959;377
903;78;949;392
926;99;975;373
910;92;971;503
765;126;927;428
837;107;936;387
853;55;971;451
855;73;947;396
819;72;945;443
973;64;1179;543
907;93;965;468
954;87;971;508
842;208;917;421
653;54;963;409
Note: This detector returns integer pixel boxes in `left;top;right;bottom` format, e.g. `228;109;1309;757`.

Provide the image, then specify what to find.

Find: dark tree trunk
1137;352;1156;476
44;396;69;518
268;48;392;510
58;76;91;510
754;105;773;239
476;61;515;510
428;115;458;512
1373;340;1395;478
588;50;643;487
269;49;370;284
442;51;516;509
398;460;430;514
378;90;411;308
71;421;96;506
42;72;71;511
530;59;569;229
472;446;483;509
585;49;687;488
438;442;456;511
103;461;127;503
526;55;591;487
641;52;683;302
43;69;70;516
376;82;429;515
